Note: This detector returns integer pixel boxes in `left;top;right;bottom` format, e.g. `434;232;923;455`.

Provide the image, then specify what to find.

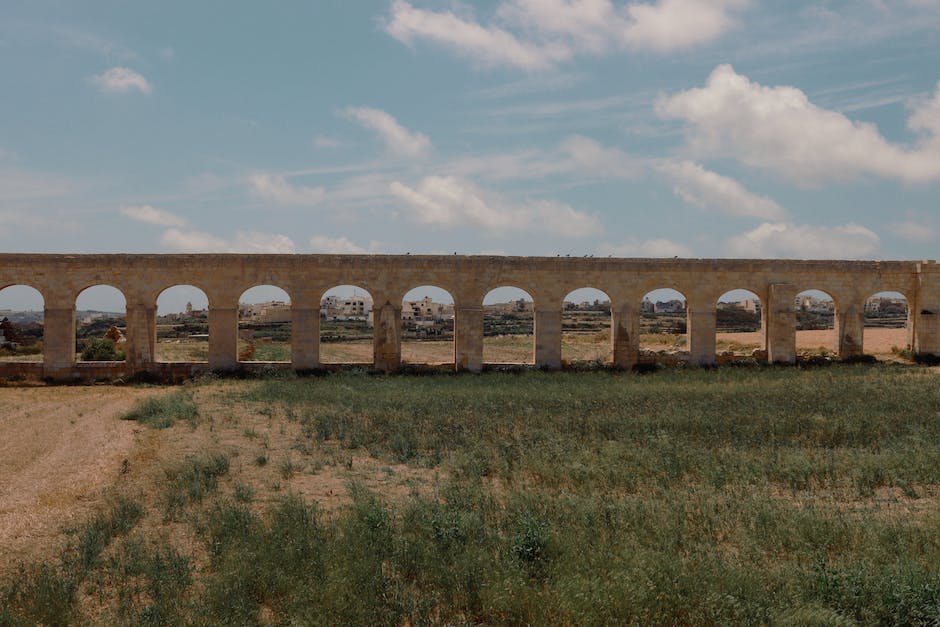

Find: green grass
5;365;940;624
121;390;199;429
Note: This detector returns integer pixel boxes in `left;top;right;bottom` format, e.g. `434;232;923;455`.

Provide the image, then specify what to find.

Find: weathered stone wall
0;254;935;380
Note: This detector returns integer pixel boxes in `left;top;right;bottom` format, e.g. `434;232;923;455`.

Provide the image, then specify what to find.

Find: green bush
79;338;124;361
121;391;198;429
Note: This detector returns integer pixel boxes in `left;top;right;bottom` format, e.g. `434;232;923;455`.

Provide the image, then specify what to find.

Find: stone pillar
208;307;238;370
42;306;76;380
687;299;716;366
291;307;320;370
611;301;639;369
455;305;483;372
836;300;865;359
534;308;562;369
914;262;940;357
124;305;156;370
765;283;796;364
373;301;401;372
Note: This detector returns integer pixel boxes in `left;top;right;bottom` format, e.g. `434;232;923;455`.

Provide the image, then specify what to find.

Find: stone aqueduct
1;254;938;381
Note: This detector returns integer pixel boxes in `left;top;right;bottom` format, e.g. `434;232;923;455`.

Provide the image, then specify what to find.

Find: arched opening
0;285;44;363
238;285;291;363
715;289;764;361
156;285;209;363
794;290;837;357
864;291;911;359
639;288;688;365
401;286;454;366
483;286;534;365
562;287;612;365
76;285;126;362
320;285;374;365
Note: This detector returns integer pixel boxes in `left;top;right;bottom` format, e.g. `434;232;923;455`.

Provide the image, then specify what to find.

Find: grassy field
3;364;940;624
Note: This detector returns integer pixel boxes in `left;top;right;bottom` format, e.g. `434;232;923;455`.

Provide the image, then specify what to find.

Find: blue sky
1;1;939;310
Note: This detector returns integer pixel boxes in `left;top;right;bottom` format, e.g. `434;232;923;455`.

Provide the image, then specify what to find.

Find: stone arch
401;285;455;366
639;287;688;365
715;288;765;361
562;286;612;365
0;285;45;363
319;285;374;365
483;286;535;365
794;289;838;357
863;291;912;358
156;285;210;363
75;285;127;363
238;285;291;363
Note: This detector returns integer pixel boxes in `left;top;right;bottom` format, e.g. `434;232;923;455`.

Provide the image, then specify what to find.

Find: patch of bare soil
184;383;441;515
0;386;162;570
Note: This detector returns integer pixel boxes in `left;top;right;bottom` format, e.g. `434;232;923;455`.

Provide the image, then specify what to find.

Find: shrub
79;338;124;361
121;391;198;429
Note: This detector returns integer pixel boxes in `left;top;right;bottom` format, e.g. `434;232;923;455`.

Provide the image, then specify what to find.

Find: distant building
320;293;373;320
654;299;686;314
239;300;291;323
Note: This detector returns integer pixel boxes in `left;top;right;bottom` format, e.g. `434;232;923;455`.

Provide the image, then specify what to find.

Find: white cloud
341;106;431;157
384;0;749;70
384;0;569;71
726;222;880;259
389;175;601;237
161;228;296;253
160;228;228;252
656;160;787;219
656;64;940;184
120;205;187;227
310;235;366;254
619;0;749;52
597;237;693;257
889;217;939;243
561;134;644;179
91;67;152;94
249;173;326;206
313;135;341;148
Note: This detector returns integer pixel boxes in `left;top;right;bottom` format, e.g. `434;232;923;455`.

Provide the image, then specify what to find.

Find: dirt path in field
0;386;160;569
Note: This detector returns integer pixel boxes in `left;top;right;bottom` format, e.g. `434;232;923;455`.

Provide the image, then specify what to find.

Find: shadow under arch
156;284;210;363
794;288;837;357
715;288;765;360
75;284;127;362
483;286;534;365
0;284;45;363
639;287;688;364
863;290;911;359
401;285;455;366
320;285;374;365
238;285;291;363
562;286;612;365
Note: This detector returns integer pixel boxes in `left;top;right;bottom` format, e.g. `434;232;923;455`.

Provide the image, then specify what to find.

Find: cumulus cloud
249;173;326;206
597;237;693;257
310;235;371;254
726;222;880;259
389;175;601;236
656;160;787;219
161;228;296;253
385;0;568;70
657;64;940;184
313;135;342;148
384;0;749;70
91;67;152;94
120;205;187;227
889;216;938;243
342;106;431;157
560;134;644;179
